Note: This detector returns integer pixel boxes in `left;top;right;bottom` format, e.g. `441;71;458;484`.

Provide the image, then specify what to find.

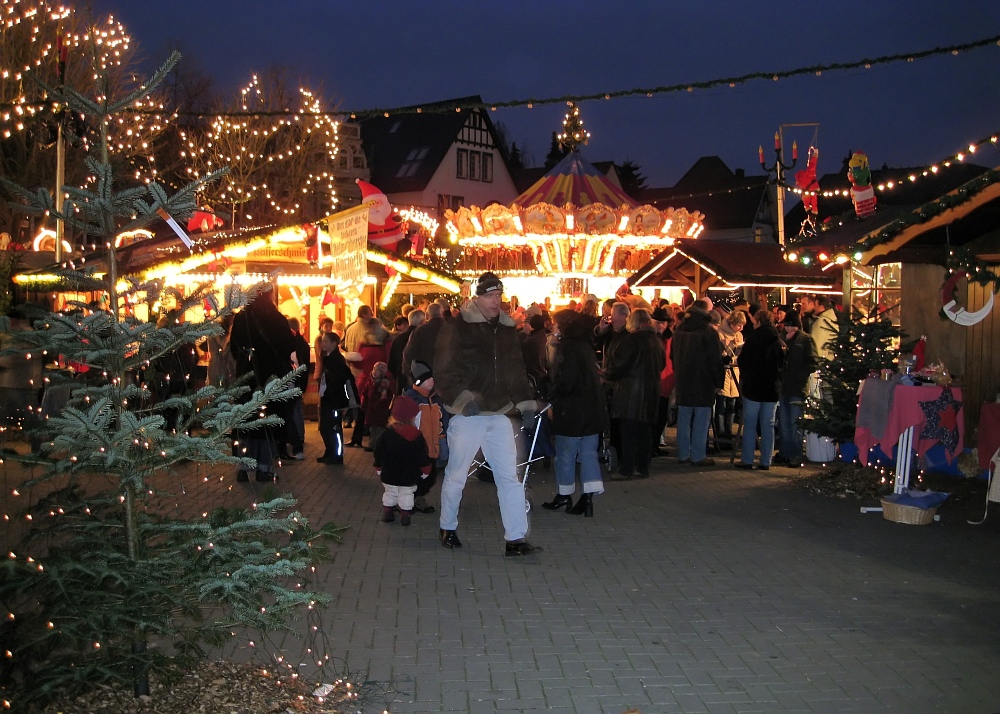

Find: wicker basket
880;499;937;525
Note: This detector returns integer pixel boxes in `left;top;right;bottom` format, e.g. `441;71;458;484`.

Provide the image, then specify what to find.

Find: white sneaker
293;452;305;460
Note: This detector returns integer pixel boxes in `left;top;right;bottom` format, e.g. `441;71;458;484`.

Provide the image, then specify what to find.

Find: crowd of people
207;274;841;555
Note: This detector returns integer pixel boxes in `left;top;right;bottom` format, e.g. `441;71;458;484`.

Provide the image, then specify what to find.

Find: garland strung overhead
4;33;998;120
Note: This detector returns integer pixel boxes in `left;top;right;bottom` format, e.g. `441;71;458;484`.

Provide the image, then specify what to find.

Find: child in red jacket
362;361;395;451
373;395;432;526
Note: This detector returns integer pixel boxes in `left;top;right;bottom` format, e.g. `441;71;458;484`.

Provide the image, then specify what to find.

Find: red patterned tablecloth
855;381;964;467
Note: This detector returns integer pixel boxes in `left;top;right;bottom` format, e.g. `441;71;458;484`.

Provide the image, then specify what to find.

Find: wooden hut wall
900;264;967;379
963;272;1000;438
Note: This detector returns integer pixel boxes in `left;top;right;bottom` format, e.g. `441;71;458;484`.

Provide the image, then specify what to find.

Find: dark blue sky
91;1;1000;188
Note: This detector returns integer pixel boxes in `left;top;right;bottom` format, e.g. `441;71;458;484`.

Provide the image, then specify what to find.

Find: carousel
445;104;704;304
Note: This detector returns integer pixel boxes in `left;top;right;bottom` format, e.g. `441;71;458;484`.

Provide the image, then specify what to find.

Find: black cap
475;271;503;296
410;360;433;386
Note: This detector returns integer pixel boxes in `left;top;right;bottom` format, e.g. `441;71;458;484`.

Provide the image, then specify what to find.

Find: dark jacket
320;348;353;410
670;310;724;407
290;331;311;392
434;299;534;416
373;424;431;487
549;320;609;436
738;324;786;403
387;328;412;388
780;328;816;401
230;296;296;389
596;324;627;370
403;316;445;379
521;328;549;384
604;329;665;423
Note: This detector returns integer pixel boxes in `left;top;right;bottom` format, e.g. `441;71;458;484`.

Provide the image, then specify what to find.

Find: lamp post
758;131;797;248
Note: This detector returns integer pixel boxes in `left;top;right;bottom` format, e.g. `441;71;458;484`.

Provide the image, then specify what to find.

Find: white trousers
439;414;527;541
382;484;417;510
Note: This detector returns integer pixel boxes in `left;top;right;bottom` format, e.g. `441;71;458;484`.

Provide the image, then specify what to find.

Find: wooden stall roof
627;238;839;293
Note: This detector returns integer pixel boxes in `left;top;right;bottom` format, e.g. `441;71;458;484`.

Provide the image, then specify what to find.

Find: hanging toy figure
847;151;877;219
303;223;319;265
795;146;820;216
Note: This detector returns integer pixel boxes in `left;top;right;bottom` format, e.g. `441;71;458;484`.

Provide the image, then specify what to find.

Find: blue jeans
741;398;777;466
677;406;712;462
554;434;605;496
777;399;804;462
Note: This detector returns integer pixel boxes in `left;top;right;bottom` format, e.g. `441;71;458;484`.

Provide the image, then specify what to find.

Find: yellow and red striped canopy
513;152;637;208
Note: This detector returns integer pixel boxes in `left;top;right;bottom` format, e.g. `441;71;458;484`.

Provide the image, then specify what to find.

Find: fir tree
0;53;344;711
543;132;568;170
618;160;648;200
508;142;526;171
804;309;903;442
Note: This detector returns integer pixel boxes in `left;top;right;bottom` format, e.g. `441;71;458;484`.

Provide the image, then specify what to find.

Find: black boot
541;494;573;511
568;493;594;517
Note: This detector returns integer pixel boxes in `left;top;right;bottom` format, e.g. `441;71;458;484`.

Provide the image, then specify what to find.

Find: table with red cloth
978;402;1000;472
854;380;964;492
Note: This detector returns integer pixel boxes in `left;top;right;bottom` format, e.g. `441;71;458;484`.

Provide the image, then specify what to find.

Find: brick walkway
11;422;1000;713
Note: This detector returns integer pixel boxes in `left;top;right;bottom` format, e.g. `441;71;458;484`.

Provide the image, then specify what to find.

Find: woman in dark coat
736;310;786;470
229;289;297;481
603;308;666;479
542;310;609;517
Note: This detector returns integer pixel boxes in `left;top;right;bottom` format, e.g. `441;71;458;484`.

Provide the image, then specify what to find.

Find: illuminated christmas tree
0;52;344;711
557;102;591;153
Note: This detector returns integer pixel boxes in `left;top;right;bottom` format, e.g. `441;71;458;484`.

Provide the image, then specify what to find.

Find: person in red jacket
373;395;432;526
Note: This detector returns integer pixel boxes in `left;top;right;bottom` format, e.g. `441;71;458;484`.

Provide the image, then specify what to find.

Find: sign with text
325;205;370;286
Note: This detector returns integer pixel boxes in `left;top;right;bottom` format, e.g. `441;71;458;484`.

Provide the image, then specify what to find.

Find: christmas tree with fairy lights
557;102;591;153
0;52;347;711
805;309;902;442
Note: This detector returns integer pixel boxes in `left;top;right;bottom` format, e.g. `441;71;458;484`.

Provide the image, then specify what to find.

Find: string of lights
3;30;999;121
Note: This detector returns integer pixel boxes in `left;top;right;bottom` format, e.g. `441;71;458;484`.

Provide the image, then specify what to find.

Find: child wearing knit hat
373;395;432;526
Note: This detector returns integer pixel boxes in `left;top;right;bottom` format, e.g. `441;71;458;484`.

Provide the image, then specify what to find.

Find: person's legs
634;421;653;476
439;415;487;532
618;418;638;476
759;401;778;467
554;435;580;496
578;434;604;494
480;415;529;542
318;400;334;458
741;398;762;465
349;407;366;445
653;396;671;453
714;394;727;438
676;405;693;461
691;407;712;463
290;397;305;454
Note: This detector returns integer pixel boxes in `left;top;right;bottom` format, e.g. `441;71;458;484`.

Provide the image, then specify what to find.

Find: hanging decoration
187;207;225;233
848;151;877;219
938;248;1000;326
557;103;590;153
795;146;820;216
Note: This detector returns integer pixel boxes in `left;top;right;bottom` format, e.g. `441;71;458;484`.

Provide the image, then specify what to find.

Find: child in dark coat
373;395;432;526
362;361;395;451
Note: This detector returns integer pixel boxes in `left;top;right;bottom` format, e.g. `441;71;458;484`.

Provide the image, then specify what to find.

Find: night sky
88;1;1000;189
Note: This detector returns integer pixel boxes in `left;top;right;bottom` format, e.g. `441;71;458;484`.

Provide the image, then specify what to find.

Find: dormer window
396;146;429;178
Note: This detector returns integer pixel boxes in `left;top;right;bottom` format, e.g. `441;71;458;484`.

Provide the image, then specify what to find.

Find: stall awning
628;239;839;294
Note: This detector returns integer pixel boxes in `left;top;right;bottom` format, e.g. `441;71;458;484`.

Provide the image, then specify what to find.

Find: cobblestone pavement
16;422;1000;714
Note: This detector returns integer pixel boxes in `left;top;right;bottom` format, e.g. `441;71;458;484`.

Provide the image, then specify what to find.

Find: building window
456;148;468;179
396;147;429;178
468;151;480;181
482;153;493;183
851;262;901;325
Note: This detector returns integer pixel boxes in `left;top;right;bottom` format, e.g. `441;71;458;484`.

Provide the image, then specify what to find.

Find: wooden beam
862;182;1000;264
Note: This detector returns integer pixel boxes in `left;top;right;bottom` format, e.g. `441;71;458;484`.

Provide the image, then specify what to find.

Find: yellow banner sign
325;205;370;286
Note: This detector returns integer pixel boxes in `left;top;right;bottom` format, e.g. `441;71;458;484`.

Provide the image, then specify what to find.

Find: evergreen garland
0;53;346;711
805;310;903;442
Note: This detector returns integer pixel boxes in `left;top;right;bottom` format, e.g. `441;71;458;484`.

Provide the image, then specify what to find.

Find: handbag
599;434;618;476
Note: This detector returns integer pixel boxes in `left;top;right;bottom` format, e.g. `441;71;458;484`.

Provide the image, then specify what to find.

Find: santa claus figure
187;206;225;233
356;179;406;253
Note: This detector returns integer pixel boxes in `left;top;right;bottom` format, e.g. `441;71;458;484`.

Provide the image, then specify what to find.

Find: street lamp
758;131;797;248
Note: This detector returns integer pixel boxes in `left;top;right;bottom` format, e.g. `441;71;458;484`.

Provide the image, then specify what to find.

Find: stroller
468;404;552;515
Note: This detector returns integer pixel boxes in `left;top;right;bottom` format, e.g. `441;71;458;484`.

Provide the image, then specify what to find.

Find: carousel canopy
513;151;637;209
